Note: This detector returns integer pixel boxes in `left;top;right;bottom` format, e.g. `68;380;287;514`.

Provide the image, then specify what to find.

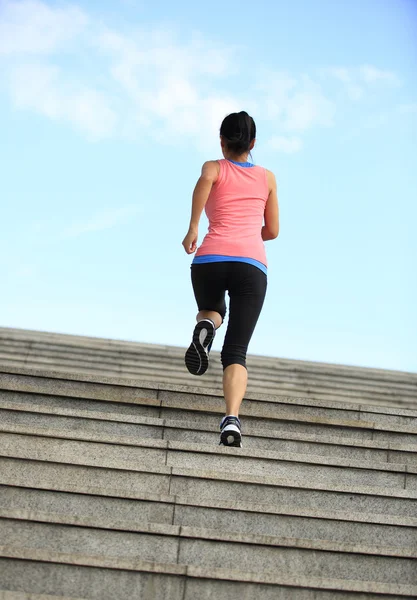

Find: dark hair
220;111;256;155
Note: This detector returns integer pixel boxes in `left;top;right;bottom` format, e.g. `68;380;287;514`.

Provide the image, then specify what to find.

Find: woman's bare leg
223;364;247;416
197;310;222;329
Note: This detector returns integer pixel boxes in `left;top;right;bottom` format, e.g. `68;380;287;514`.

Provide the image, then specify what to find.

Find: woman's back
196;159;269;266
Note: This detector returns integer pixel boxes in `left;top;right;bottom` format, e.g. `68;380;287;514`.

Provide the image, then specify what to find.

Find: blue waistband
192;254;267;275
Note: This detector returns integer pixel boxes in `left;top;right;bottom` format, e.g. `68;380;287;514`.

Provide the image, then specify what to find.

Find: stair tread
1;426;415;476
2;454;416;499
2;327;416;382
1;403;416;453
2;507;417;558
1;545;417;596
1;366;416;417
0;592;87;600
1;330;416;598
2;483;416;528
5;349;417;400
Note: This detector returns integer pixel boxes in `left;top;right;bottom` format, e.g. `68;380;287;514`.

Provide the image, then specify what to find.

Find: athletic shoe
219;416;242;447
184;319;216;376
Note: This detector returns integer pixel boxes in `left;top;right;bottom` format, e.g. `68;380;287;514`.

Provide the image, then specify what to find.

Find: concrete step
1;331;416;598
0;358;120;382
0;592;87;600
1;371;417;444
2;350;416;408
1;430;416;491
1;485;416;549
2;552;417;600
2;366;416;424
0;593;88;600
1;509;416;584
1;456;416;519
1;406;416;466
4;342;417;400
1;327;416;411
2;328;416;390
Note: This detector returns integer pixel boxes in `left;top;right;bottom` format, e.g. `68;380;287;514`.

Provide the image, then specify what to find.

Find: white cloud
118;0;142;6
62;206;142;239
256;72;297;120
0;0;87;55
283;78;335;130
2;208;141;247
398;103;417;114
0;1;404;151
94;26;236;142
324;68;364;100
325;65;400;98
267;136;303;154
16;265;39;278
10;63;61;119
9;63;117;138
359;65;399;85
326;67;351;84
345;85;363;101
256;72;335;134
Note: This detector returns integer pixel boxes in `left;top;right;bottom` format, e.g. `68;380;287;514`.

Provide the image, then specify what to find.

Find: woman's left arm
182;161;219;254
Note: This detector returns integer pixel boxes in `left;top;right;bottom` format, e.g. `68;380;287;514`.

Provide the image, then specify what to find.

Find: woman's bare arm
182;161;219;254
262;170;279;241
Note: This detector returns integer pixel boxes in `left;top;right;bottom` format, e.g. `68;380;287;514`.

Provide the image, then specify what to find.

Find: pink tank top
195;159;269;266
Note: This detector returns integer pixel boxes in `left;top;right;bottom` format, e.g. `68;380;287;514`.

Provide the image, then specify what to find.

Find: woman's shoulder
254;164;276;178
251;165;276;193
257;164;274;175
200;160;221;181
201;160;223;183
264;168;277;192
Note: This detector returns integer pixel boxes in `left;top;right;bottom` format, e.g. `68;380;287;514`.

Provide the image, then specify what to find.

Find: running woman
182;111;279;447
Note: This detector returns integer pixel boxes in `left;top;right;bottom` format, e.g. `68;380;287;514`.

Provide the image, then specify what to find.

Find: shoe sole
220;425;242;447
185;320;215;376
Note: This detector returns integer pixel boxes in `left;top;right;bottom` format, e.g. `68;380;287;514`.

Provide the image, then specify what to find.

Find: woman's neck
223;150;250;163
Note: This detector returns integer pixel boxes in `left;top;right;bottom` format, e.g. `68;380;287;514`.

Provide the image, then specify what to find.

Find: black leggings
191;262;267;370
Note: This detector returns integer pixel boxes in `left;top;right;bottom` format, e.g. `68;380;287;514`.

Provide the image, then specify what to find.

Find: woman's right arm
182;161;219;254
262;170;279;241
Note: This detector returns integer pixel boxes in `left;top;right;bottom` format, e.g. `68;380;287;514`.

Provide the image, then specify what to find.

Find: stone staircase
0;329;416;598
0;327;416;411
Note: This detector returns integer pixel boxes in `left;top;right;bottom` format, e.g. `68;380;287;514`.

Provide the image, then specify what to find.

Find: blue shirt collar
227;159;254;168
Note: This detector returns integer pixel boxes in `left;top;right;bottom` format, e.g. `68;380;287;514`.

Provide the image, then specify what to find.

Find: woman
182;111;279;447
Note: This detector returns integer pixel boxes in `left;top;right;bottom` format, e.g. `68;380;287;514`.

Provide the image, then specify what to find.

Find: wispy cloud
256;72;335;133
359;65;400;85
284;78;335;131
1;206;141;250
0;0;405;154
15;264;39;278
0;0;87;55
324;67;364;100
324;65;400;101
9;63;117;138
61;206;142;239
267;136;303;154
398;103;417;115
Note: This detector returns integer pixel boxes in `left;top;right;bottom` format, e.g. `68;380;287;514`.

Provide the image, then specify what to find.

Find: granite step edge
1;402;416;454
1;455;416;500
2;482;416;528
0;545;416;597
1;326;416;381
2;506;416;558
1;425;416;475
4;350;416;399
1;366;417;417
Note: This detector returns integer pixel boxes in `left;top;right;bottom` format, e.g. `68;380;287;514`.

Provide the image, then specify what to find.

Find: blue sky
0;0;416;372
